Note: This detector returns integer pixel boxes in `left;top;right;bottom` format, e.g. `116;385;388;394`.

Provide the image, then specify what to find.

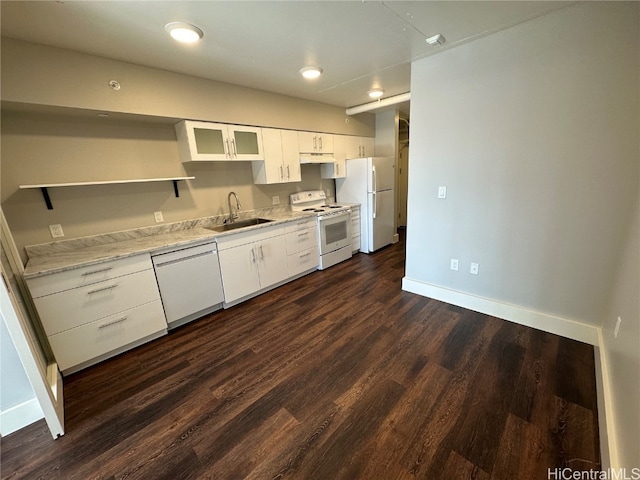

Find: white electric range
290;190;352;270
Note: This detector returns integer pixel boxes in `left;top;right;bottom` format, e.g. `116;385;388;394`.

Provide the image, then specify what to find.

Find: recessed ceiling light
165;22;204;43
300;66;323;80
368;88;385;99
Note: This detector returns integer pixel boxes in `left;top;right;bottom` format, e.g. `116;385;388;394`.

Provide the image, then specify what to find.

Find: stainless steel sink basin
206;218;273;232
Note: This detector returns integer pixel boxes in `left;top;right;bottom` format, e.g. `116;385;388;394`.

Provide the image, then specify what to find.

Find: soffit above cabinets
0;1;576;115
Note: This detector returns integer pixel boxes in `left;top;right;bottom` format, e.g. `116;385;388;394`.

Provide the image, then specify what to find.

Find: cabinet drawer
284;217;317;233
34;268;162;335
285;227;317;255
287;247;319;277
48;300;167;372
27;254;153;298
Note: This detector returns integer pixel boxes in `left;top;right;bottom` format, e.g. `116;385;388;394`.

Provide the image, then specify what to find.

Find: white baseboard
0;397;44;437
401;276;615;468
401;277;599;345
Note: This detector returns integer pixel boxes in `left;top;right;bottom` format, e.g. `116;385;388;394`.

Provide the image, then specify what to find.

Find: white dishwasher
152;241;224;329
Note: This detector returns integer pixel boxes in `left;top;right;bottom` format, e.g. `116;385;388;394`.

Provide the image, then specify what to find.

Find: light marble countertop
23;210;315;279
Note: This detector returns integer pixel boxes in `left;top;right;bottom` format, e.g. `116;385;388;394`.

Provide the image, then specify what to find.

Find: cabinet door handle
280;165;284;180
313;136;317;151
81;266;113;276
231;139;237;158
98;316;128;329
251;248;257;264
287;165;290;179
259;245;264;261
336;163;340;176
319;136;323;151
225;139;231;158
86;284;119;295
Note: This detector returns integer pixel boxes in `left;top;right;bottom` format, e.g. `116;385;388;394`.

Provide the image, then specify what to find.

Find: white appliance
290;190;352;270
152;241;224;329
336;156;395;253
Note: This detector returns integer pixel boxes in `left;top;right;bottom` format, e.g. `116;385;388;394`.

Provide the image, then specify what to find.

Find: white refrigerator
336;156;395;253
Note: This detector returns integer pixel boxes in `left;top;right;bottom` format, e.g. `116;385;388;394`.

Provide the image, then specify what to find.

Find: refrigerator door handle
372;191;377;218
372;165;377;193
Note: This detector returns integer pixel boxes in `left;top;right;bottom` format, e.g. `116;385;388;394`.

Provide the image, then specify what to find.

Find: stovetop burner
291;190;351;217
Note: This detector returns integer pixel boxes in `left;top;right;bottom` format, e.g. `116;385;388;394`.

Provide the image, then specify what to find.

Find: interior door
1;210;64;438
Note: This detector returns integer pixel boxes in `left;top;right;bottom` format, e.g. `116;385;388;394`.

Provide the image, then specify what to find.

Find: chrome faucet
227;191;242;223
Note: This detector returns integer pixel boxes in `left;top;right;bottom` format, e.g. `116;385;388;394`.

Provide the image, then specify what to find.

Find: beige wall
1;38;374;135
602;194;640;468
0;39;375;261
405;1;639;466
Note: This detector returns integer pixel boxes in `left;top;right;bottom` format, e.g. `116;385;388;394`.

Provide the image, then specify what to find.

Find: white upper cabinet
298;131;334;155
176;120;264;161
343;135;375;159
252;128;301;184
320;159;346;179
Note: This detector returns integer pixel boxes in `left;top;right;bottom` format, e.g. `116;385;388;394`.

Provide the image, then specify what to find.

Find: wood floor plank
491;413;551;480
0;234;601;480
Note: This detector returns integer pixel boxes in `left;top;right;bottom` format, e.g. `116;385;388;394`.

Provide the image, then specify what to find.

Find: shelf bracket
173;180;180;198
40;187;54;210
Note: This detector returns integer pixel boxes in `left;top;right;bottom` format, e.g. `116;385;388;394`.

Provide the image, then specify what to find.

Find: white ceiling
0;1;574;116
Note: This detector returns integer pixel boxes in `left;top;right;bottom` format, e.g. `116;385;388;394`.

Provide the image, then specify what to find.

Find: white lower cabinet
284;218;319;277
350;205;361;253
26;253;167;375
217;224;289;305
48;300;166;372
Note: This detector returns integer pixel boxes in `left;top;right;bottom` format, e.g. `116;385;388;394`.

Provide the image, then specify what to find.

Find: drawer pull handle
82;267;113;276
300;252;311;258
297;232;309;237
86;284;119;295
98;317;128;329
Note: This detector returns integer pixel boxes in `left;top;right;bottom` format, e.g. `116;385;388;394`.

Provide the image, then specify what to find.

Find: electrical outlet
470;263;479;275
272;195;280;205
438;186;447;199
154;211;164;223
614;316;622;338
450;258;459;271
49;224;64;238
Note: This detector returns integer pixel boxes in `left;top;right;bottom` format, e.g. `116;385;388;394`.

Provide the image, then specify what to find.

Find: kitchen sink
206;218;273;232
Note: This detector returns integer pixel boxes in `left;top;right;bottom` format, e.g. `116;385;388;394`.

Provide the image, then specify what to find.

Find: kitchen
1;1;638;477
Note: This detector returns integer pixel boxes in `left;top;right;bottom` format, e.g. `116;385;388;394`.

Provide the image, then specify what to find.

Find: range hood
299;153;336;164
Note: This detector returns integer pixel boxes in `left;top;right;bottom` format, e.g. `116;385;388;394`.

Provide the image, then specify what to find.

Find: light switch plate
470;263;479;275
154;211;164;223
450;259;459;271
438;186;447;199
272;196;280;205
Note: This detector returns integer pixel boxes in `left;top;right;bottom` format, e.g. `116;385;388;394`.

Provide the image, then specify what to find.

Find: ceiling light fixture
426;34;445;46
368;88;385;99
165;22;204;43
300;66;323;80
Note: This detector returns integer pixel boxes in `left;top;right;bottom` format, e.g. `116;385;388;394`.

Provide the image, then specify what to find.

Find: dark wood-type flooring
1;234;600;479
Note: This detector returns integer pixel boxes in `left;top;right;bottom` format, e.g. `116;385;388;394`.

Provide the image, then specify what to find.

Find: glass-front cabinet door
175;120;264;161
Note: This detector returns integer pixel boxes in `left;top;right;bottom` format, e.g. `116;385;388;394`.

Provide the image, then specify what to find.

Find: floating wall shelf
19;177;195;210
